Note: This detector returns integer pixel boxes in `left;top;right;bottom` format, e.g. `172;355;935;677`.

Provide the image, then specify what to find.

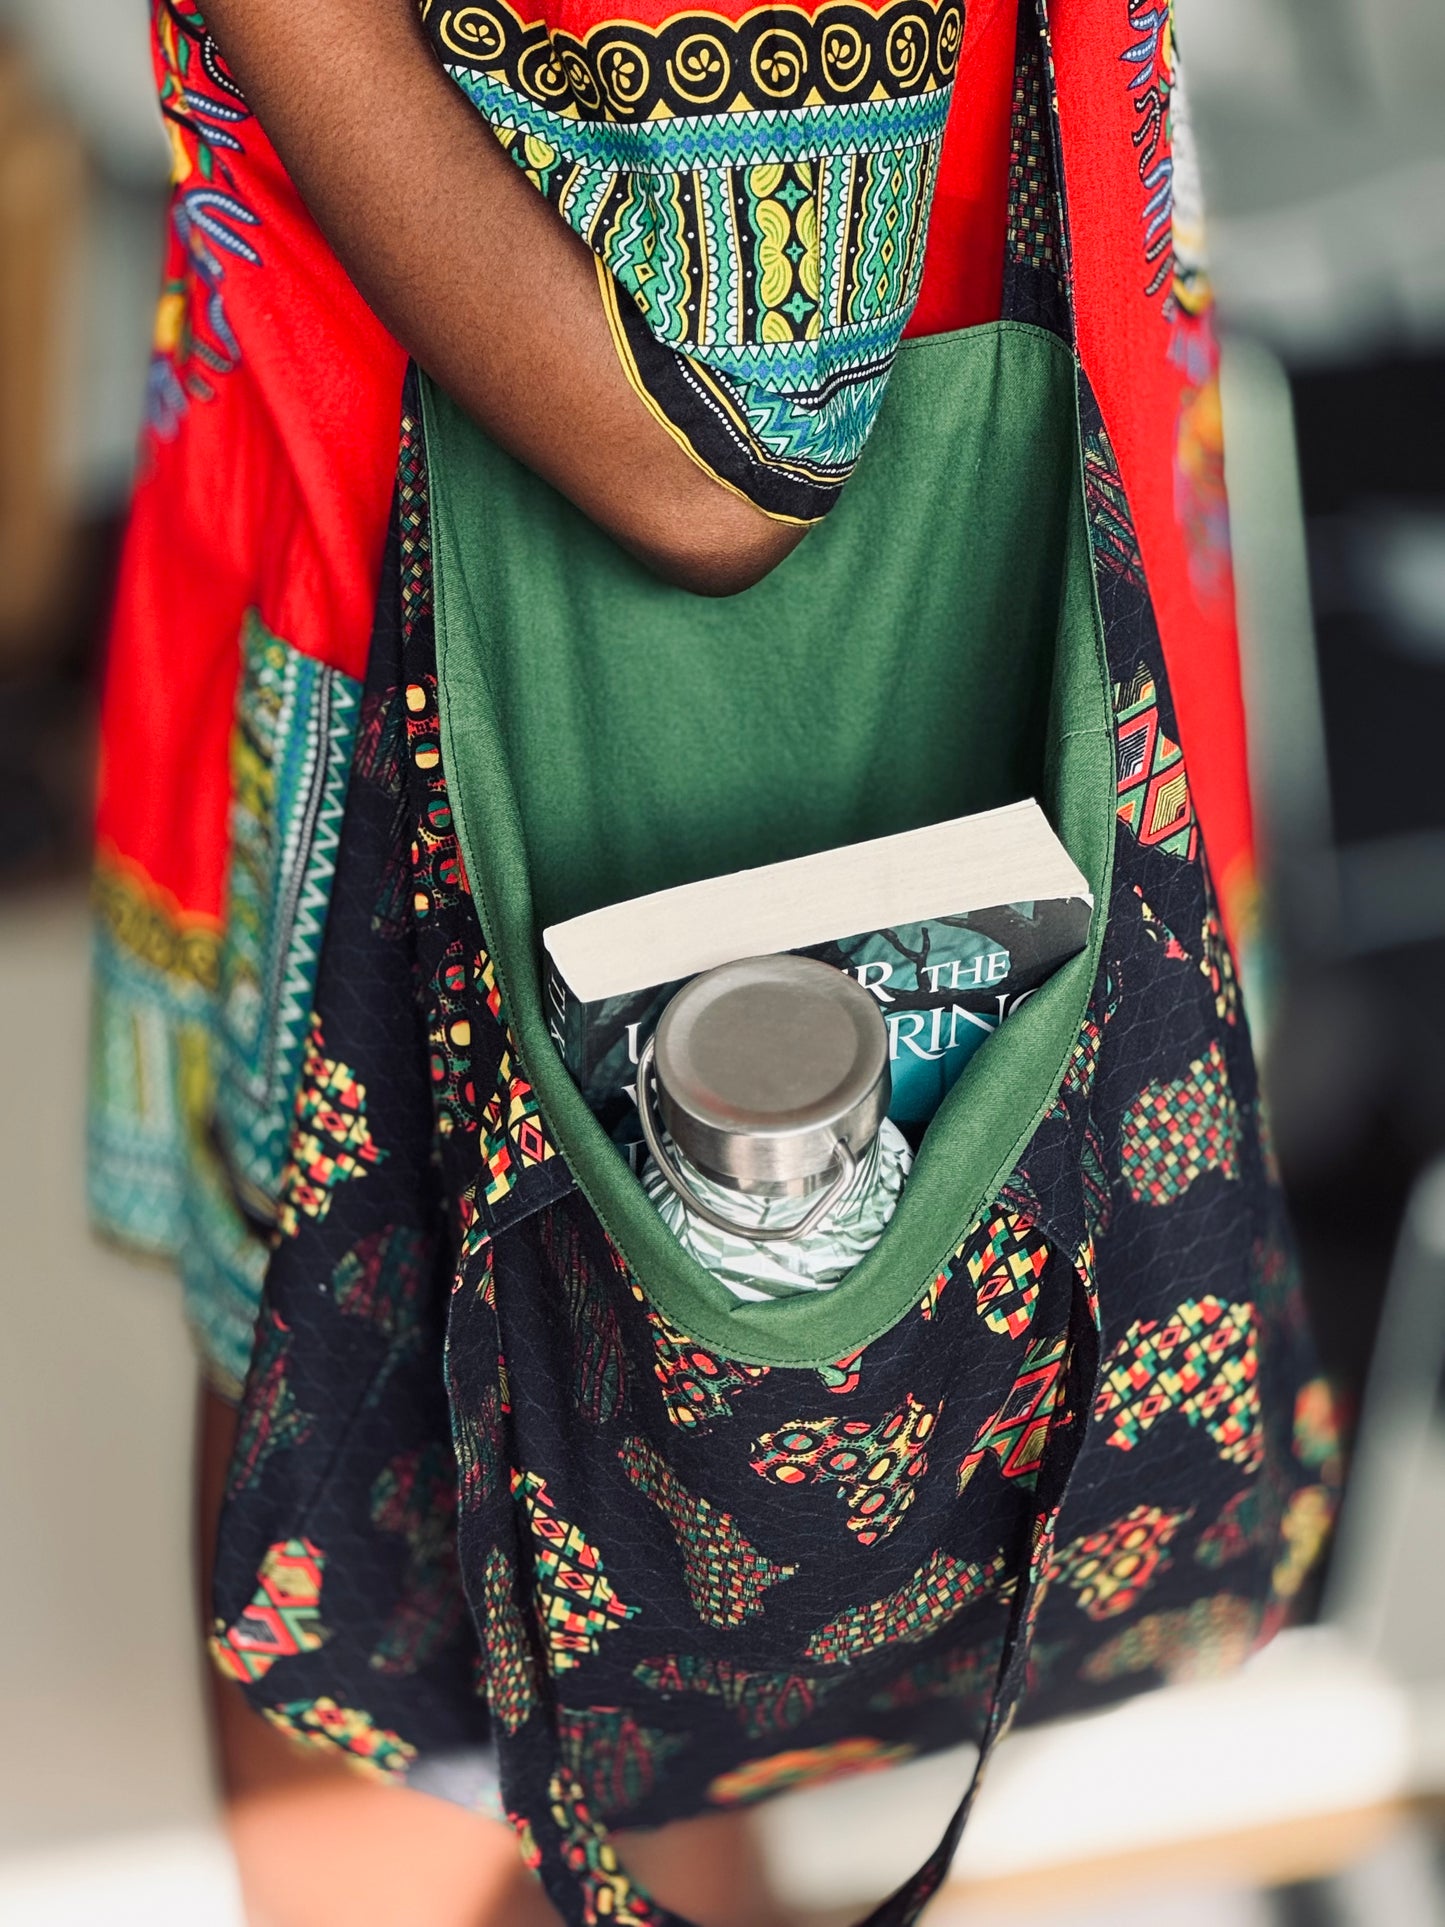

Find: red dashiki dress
91;0;1248;1394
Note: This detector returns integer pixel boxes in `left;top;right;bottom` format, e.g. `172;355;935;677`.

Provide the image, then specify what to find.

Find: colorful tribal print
90;603;361;1391
216;612;360;1208
209;1537;328;1684
633;1654;844;1737
749;1396;939;1545
426;0;962;519
107;2;1335;1917
151;0;260;432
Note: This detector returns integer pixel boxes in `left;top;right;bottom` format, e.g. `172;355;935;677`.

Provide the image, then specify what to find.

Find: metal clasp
636;1034;857;1246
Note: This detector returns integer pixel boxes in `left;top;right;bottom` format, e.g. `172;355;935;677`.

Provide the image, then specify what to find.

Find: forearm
201;0;801;594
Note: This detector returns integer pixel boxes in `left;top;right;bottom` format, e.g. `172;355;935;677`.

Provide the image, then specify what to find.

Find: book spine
544;952;580;1080
542;952;663;1155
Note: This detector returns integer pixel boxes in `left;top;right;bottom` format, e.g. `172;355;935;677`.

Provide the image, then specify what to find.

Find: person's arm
201;0;804;596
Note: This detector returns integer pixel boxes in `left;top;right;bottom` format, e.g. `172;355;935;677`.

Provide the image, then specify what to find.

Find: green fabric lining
427;323;1114;1367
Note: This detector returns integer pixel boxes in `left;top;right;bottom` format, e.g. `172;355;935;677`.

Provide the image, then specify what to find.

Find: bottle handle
636;1034;857;1246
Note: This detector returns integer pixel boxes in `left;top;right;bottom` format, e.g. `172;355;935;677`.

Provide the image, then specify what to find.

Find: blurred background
1;0;1443;1921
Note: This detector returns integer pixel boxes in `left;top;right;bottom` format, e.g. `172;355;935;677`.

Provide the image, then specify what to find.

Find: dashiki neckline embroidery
424;0;962;519
150;1;262;434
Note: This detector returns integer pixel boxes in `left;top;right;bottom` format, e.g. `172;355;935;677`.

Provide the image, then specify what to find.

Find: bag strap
849;1270;1100;1925
1000;0;1072;343
502;10;1100;1921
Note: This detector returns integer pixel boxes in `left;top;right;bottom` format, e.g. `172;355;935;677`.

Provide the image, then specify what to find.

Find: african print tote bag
210;10;1340;1924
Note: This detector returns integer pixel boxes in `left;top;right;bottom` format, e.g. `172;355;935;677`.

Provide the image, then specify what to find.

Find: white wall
0;0;165;181
1177;0;1445;357
0;0;166;506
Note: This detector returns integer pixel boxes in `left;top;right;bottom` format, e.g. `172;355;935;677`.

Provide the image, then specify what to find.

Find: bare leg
617;1810;794;1927
199;1387;557;1927
199;1387;789;1927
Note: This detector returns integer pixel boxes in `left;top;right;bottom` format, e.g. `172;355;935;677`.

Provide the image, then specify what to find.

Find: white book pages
543;798;1091;1003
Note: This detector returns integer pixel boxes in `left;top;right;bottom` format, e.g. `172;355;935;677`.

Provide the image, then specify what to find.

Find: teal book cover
544;896;1091;1153
815;901;1092;1126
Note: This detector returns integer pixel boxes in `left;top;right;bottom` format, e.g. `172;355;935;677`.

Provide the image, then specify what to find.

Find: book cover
544;893;1091;1157
813;898;1093;1125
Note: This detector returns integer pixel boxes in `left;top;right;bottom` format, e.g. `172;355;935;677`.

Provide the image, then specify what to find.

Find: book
542;798;1092;1158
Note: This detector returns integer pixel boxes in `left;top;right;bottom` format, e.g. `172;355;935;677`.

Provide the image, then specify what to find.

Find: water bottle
638;955;911;1300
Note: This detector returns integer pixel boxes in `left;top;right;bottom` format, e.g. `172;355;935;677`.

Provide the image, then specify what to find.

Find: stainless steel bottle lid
651;954;890;1197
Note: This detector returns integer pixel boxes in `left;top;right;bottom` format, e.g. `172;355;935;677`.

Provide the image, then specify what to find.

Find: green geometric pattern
1195;1485;1270;1569
226;1309;313;1497
1049;1503;1190;1620
209;1536;328;1684
1120;1038;1240;1205
557;1705;688;1821
963;1213;1050;1339
866;1637;1001;1712
262;1697;418;1780
544;1771;653;1927
1080;1592;1260;1687
1095;1296;1264;1471
454;1384;505;1513
541;1213;628;1426
480;1547;539;1735
619;1436;796;1628
957;1334;1069;1492
514;1470;638;1673
804;1548;1008;1664
749;1395;940;1546
633;1653;844;1739
638;1297;771;1430
88;868;267;1396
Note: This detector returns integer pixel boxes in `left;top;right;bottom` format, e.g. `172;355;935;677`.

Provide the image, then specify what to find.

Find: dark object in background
1297;355;1445;850
0;515;119;890
1269;353;1445;1402
0;36;98;891
0;37;86;668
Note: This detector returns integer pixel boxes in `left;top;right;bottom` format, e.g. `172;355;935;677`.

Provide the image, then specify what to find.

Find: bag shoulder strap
1002;0;1072;343
510;11;1098;1921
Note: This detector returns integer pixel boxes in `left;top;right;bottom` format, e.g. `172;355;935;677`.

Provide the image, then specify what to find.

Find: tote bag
211;10;1339;1923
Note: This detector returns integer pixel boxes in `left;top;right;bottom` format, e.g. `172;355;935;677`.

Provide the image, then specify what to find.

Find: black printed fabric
210;369;1339;1925
210;32;1339;1927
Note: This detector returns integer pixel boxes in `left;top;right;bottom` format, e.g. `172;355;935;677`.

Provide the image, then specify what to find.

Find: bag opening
428;322;1116;1367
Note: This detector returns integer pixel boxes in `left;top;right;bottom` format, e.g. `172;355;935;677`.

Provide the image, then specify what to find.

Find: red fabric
96;18;404;923
1050;2;1253;932
908;0;1016;338
101;0;1252;946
